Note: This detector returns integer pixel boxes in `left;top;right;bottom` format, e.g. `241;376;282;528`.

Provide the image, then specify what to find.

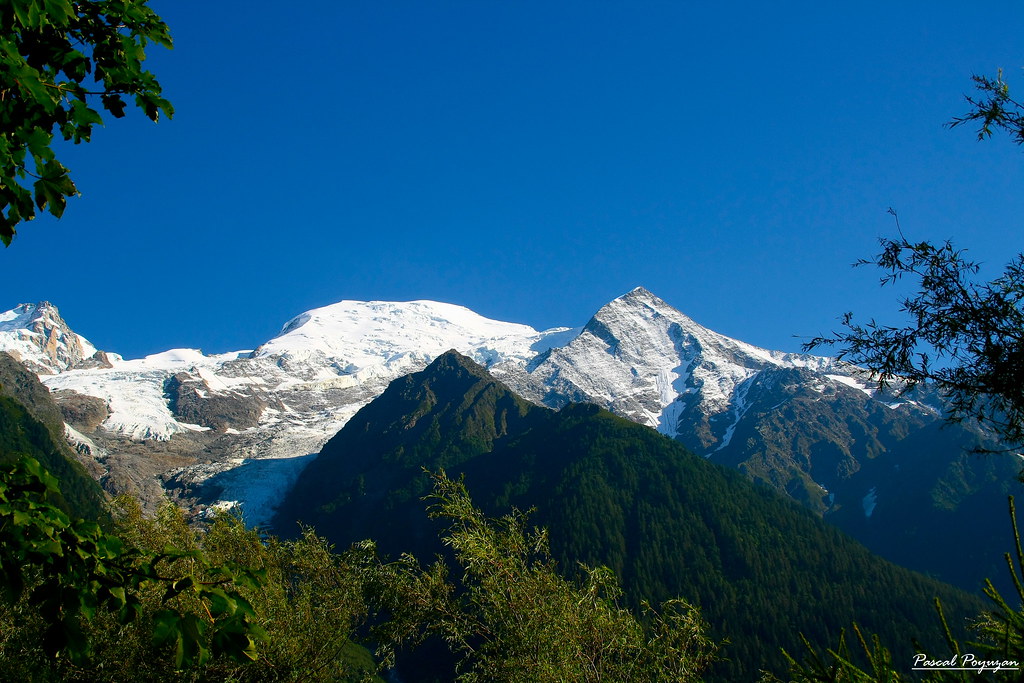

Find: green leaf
11;509;33;527
26;128;54;161
105;585;126;608
71;100;104;128
101;93;127;118
162;575;194;601
11;0;32;27
33;177;68;218
78;586;99;619
99;534;124;558
42;0;74;25
213;617;262;662
151;609;181;646
177;614;209;668
204;587;233;617
118;595;144;625
29;537;64;556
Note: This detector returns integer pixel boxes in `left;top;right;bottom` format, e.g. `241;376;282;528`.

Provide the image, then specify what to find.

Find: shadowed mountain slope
0;352;107;521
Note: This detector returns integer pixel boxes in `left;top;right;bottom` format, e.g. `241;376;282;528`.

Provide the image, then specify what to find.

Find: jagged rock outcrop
0;302;99;374
52;389;109;432
163;372;266;431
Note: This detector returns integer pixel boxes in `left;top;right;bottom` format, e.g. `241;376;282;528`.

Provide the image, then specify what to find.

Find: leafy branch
805;219;1024;449
947;70;1024;145
0;455;266;669
0;0;174;244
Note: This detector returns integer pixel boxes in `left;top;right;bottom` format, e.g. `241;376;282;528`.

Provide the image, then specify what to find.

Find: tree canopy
0;0;172;245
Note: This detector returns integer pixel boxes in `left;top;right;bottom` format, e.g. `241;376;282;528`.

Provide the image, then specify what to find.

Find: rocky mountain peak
0;301;104;374
605;285;666;309
590;286;680;327
582;287;766;377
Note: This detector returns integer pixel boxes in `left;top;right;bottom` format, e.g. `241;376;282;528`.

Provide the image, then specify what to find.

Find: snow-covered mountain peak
252;299;568;376
506;287;846;440
0;301;105;374
602;285;671;311
594;287;697;329
589;286;708;342
582;287;765;378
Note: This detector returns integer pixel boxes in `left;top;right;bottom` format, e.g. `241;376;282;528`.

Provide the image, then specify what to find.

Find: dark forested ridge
275;351;986;680
0;352;106;521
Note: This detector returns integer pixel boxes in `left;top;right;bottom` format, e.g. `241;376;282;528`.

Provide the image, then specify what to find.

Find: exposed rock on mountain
52;389;109;432
0;302;104;374
163;371;267;431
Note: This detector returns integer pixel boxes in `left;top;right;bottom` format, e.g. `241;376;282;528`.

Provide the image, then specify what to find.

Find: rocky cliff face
0;302;110;375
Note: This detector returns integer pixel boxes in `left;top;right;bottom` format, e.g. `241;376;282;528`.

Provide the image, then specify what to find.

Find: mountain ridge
0;289;1017;595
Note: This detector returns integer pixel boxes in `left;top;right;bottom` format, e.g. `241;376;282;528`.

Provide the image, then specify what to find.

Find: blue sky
3;2;1023;359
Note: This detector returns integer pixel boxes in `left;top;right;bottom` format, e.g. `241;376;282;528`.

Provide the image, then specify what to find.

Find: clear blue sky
3;2;1023;359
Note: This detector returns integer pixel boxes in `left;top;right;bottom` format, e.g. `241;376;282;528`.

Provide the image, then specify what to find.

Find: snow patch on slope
863;487;879;518
43;348;246;440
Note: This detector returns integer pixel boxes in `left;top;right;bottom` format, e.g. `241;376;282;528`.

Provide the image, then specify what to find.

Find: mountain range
0;288;1018;593
273;350;984;681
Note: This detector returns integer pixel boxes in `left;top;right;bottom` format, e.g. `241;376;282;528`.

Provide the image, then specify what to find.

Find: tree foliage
0;0;173;244
805;227;1024;448
806;72;1024;450
104;499;380;682
1;455;721;681
0;456;265;676
947;69;1024;145
371;471;719;682
0;455;385;681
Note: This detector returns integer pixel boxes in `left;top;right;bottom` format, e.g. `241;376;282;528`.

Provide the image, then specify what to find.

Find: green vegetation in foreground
0;453;382;681
0;454;718;681
10;450;1024;682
